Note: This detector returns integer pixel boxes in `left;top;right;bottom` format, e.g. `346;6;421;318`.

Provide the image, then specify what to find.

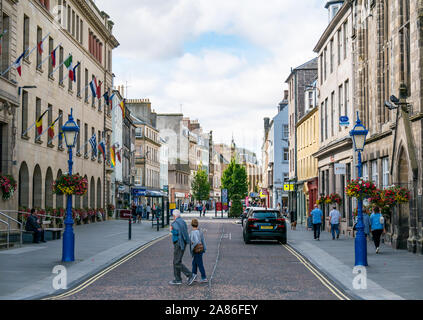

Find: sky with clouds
98;0;329;160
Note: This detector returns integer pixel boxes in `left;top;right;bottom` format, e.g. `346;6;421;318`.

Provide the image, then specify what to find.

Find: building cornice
313;1;351;53
313;136;352;159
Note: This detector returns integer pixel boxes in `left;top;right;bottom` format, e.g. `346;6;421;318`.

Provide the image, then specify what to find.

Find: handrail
0;211;23;246
1;210;64;221
0;218;10;249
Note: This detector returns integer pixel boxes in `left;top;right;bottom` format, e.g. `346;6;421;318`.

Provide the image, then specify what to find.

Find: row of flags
88;134;122;167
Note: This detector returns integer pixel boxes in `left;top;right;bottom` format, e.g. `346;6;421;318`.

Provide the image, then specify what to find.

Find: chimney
264;118;270;133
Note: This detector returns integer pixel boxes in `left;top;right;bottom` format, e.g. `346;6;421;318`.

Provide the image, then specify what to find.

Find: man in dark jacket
169;210;195;285
25;209;46;243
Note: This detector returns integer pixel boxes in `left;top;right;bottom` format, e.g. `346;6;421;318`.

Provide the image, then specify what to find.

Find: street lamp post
61;109;80;262
350;112;368;267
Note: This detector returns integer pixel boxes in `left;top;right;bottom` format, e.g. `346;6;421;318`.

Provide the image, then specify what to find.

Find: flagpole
37;43;61;70
0;48;27;77
49;53;71;78
24;32;51;60
77;83;90;97
35;113;62;141
21;121;37;137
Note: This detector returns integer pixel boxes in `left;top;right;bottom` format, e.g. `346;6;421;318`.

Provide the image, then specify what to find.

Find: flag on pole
37;40;44;55
96;80;102;99
109;92;116;109
98;141;106;160
119;99;126;119
14;50;27;77
110;146;116;168
50;47;57;68
103;91;109;106
36;109;49;135
72;62;80;82
116;148;121;163
90;78;97;98
89;135;97;156
48;115;61;139
63;55;73;80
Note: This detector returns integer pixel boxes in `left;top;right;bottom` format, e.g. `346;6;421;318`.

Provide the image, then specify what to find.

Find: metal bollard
128;216;132;240
157;217;159;232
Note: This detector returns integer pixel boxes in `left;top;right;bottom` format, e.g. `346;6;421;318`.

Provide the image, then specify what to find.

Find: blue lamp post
349;112;369;267
61;109;80;262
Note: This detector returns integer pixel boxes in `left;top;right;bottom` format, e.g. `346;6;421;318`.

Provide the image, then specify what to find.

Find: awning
132;188;168;197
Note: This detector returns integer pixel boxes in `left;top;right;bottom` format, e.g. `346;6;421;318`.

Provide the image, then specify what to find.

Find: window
337;29;342;66
23;15;30;55
344;80;349;117
80;20;83;44
35;98;41;140
343;20;348;59
84;123;88;156
77;63;81;96
283;148;289;162
330;38;334;73
283;125;289;138
1;12;10;78
72;10;75;36
91;127;95;157
338;84;343;132
399;0;411;96
308;91;313;110
76;119;81;153
331;92;335;137
323;47;327;80
67;5;71;33
382;158;389;188
84;68;88;102
362;163;369;181
324;98;328;140
371;160;378;187
321;102;324;142
47;104;52;143
21;90;28;135
58;110;63;148
48;37;53;76
76;15;80;42
59;46;64;83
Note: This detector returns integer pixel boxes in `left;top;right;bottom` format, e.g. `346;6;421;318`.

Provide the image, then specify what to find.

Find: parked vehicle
240;207;252;227
242;208;287;244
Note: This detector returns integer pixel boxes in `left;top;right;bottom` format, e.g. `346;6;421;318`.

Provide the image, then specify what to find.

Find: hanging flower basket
316;193;342;205
393;186;410;204
346;179;377;199
53;174;88;196
0;174;17;201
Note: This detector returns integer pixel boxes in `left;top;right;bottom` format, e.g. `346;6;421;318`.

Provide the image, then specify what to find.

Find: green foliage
191;166;211;201
229;195;243;218
221;158;249;202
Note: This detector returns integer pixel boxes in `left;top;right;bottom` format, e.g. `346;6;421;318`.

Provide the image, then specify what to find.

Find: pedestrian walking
202;204;206;216
136;204;143;223
290;211;297;230
152;203;157;220
146;203;151;220
329;206;341;240
199;203;203;216
370;206;385;254
310;204;323;240
190;218;207;283
131;203;137;224
169;210;196;286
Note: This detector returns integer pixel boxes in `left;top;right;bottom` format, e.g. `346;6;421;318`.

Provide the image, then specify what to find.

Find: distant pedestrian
152;203;157;220
199;203;203;216
311;204;323;240
146;203;151;220
190;218;207;283
136;204;143;223
370;206;385;254
202;204;206;216
169;210;196;286
329;206;341;240
131;203;137;223
290;211;297;230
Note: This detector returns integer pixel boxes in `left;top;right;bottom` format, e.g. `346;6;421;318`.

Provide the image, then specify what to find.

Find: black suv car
242;208;287;244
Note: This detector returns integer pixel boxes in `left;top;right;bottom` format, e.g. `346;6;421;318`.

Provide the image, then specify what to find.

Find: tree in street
191;165;211;203
221;158;249;217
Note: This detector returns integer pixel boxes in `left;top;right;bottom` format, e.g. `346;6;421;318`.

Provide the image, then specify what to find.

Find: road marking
44;234;170;300
282;244;351;301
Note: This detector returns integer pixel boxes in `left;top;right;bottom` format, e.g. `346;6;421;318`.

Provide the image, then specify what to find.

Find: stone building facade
286;58;318;216
314;1;355;235
0;0;118;216
351;0;423;253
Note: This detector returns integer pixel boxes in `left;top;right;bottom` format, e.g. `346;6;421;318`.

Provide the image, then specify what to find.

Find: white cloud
99;0;328;157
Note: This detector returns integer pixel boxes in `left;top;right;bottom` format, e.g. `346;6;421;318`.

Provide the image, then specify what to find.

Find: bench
22;231;35;244
45;228;63;240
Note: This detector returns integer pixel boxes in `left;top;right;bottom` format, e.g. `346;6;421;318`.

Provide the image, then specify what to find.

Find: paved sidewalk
287;223;423;300
0;219;169;300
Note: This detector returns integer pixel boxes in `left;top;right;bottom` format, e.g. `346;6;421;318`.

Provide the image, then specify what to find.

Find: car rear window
252;211;280;219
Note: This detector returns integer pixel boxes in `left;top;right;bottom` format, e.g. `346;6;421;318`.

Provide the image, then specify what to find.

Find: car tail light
276;218;285;223
248;218;259;222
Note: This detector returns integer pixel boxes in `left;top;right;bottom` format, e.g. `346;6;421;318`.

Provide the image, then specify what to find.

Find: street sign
222;189;228;204
216;202;222;211
339;116;350;127
169;203;176;210
335;163;347;175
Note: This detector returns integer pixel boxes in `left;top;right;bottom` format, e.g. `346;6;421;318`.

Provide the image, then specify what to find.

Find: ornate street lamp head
62;108;80;148
350;112;368;152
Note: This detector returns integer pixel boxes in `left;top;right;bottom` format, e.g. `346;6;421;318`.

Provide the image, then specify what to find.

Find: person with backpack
169;210;196;286
190;218;207;283
370;206;385;254
136;204;143;223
